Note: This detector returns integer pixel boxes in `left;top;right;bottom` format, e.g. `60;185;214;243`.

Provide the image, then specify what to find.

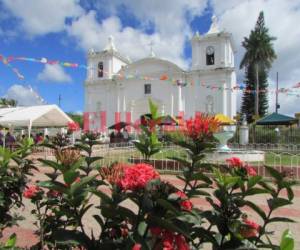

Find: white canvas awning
0;105;73;128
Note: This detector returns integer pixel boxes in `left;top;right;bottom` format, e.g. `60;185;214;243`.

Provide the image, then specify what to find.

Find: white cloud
1;0;83;36
5;85;45;106
212;0;300;115
37;64;72;83
66;10;197;68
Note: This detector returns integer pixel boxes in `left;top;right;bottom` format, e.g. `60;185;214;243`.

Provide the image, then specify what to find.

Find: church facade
84;18;237;131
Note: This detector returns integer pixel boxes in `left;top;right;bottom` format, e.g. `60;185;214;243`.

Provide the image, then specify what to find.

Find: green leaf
268;198;292;210
149;99;158;119
265;166;283;181
190;172;212;184
280;229;294;250
157;199;180;215
70;175;97;195
244;188;270;196
93;214;105;228
248;175;262;189
259;181;276;195
167;156;191;167
52;229;91;248
92;190;112;204
177;213;200;224
117;206;138;223
85;156;103;166
286;187;294;201
38;159;63;171
63;171;80;185
243;200;267;220
224;176;241;188
191;154;206;164
75;144;91;155
138;221;147;237
38;180;67;193
267;217;294;224
5;233;17;247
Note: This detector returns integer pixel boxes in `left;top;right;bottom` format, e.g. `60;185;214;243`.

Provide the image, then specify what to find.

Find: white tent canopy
0;105;73;129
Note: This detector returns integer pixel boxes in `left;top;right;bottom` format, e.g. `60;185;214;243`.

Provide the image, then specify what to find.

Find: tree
67;112;83;128
0;98;18;108
240;11;276;120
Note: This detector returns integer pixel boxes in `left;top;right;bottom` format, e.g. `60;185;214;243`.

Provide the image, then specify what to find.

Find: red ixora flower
241;218;260;238
175;191;193;211
245;165;257;176
132;243;142;250
226;157;244;168
150;227;190;250
183;114;219;140
226;157;257;176
67;121;80;132
162;231;190;250
23;185;40;199
47;190;60;197
117;163;159;191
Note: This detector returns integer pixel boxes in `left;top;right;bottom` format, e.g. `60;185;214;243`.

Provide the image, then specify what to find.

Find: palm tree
240;11;276;117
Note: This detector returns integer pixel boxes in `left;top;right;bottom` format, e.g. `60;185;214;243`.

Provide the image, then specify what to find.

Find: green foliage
280;229;294;250
240;11;277;120
0;139;34;234
0;98;17;108
75;132;103;175
133;99;163;160
25;133;101;249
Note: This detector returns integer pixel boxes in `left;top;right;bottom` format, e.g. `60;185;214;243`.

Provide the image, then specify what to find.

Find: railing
37;143;300;175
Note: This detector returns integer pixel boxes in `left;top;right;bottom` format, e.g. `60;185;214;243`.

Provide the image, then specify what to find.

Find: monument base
206;149;265;163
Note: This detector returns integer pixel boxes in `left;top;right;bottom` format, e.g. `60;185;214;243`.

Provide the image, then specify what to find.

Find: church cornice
88;50;130;64
189;67;235;75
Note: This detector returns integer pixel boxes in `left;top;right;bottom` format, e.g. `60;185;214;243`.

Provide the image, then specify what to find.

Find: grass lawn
94;147;300;168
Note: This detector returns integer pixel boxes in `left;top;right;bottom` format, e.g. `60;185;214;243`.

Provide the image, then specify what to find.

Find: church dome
117;57;184;77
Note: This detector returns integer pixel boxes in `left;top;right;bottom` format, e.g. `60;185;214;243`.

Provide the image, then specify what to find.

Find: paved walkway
1;169;300;249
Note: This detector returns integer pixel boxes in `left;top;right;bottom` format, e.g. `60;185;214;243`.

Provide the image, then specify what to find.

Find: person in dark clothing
5;132;16;151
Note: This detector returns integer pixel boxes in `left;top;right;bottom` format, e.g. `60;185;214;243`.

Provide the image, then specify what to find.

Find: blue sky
0;0;300;115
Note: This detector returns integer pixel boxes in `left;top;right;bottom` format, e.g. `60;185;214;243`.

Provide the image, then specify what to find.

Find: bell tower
191;15;235;71
86;36;129;82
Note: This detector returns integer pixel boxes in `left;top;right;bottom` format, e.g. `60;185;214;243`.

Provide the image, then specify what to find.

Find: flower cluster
23;185;41;199
226;157;257;176
240;217;260;238
117;163;159;191
67;121;80;132
99;163;129;184
175;191;193;211
55;148;81;166
183;114;219;141
150;227;190;250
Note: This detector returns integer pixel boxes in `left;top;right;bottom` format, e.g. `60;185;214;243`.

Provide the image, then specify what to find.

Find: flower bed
0;101;296;250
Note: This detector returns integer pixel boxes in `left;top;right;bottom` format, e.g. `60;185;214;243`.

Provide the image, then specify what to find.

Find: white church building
84;17;237;131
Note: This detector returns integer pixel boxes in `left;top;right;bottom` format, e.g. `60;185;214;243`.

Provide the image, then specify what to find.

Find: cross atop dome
105;35;117;51
148;41;156;57
207;15;220;34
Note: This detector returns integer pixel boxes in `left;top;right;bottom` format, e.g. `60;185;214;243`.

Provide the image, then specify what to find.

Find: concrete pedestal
239;125;249;145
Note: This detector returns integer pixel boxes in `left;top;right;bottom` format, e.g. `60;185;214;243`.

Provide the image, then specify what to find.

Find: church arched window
98;62;103;78
205;95;214;114
206;46;215;65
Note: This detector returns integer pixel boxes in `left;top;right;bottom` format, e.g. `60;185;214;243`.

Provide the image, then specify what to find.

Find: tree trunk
255;63;259;117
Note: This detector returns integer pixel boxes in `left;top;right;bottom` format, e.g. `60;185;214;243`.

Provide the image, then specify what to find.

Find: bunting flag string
0;54;24;80
1;54;300;97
